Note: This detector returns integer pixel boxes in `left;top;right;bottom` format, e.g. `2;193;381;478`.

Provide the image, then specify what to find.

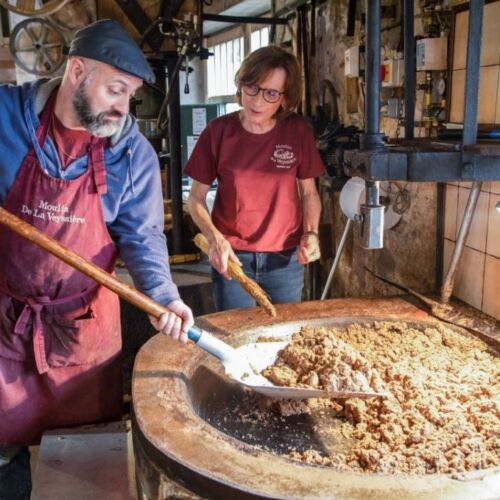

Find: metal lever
321;219;353;299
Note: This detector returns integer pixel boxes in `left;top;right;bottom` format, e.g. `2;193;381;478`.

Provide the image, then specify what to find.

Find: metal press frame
344;0;497;303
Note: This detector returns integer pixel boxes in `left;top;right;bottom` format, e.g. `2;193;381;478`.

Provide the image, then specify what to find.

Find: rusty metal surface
132;298;500;500
365;268;500;346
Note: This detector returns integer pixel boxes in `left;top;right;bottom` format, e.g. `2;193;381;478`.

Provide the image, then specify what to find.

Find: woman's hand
208;236;241;279
298;231;321;264
148;299;194;343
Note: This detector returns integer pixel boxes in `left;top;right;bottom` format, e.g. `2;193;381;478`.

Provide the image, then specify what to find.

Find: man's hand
149;299;194;343
298;232;321;264
208;236;241;279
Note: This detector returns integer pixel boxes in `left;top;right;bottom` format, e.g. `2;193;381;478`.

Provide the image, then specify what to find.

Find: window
207;37;244;98
205;26;270;114
250;27;270;52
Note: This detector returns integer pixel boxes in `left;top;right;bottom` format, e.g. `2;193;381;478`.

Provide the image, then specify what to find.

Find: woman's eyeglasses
242;85;284;103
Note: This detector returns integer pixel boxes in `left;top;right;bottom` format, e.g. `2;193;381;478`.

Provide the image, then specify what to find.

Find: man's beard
73;79;125;138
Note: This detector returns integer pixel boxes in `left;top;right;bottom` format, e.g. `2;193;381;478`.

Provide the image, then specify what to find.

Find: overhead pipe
202;13;287;25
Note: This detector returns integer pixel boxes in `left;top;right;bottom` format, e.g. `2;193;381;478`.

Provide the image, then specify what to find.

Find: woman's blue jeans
212;248;304;312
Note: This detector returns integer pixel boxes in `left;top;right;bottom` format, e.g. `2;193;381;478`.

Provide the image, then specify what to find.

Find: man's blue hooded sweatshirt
0;78;180;306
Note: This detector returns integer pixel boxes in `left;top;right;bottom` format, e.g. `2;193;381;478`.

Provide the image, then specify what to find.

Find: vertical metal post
365;0;382;143
166;56;184;255
244;24;251;56
440;0;484;303
462;0;483;148
403;0;415;138
360;0;384;249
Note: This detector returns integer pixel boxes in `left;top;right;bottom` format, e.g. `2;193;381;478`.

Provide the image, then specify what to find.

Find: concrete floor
31;422;134;500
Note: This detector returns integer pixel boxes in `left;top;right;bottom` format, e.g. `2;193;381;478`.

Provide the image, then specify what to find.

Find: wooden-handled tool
193;233;277;317
0;207;387;400
0;206;169;319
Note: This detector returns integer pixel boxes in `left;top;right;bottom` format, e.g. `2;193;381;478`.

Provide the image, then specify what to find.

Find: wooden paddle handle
0;207;170;319
193;232;247;278
193;233;277;317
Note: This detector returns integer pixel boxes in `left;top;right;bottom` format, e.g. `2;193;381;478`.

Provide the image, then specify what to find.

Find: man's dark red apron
0;93;122;446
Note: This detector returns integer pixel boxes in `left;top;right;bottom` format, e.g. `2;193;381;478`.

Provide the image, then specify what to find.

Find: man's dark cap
67;19;155;84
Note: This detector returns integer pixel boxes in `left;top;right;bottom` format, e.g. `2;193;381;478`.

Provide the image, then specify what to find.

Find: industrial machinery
343;0;500;304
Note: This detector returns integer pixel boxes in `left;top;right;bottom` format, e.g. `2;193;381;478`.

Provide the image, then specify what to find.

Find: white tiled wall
443;182;500;319
483;254;500;318
450;3;500;125
444;2;500;320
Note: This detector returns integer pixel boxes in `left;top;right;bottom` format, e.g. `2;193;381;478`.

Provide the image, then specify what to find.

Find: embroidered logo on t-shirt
270;144;296;168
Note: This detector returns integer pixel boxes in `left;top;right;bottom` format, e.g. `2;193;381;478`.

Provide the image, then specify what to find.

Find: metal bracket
344;141;500;182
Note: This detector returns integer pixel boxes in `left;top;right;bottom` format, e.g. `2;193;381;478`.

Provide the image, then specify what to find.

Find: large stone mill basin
132;298;500;499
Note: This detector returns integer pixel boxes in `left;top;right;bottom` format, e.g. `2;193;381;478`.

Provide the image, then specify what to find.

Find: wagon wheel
48;0;96;32
0;0;70;17
10;18;66;76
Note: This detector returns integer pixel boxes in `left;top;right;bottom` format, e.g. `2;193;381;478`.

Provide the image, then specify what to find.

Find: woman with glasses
186;45;324;312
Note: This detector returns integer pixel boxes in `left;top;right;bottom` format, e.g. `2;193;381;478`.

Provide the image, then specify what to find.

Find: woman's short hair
235;45;301;117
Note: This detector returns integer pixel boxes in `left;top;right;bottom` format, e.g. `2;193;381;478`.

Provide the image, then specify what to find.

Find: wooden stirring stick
193;233;277;317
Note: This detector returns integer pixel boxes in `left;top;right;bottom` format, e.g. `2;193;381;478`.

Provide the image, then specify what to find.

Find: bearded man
0;19;193;499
